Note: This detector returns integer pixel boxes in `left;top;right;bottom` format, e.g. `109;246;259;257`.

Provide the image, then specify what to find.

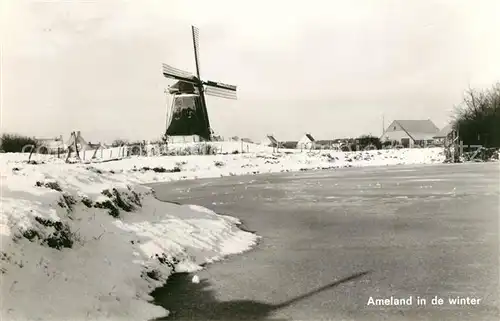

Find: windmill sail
204;80;237;99
162;63;197;83
192;26;201;78
204;85;237;99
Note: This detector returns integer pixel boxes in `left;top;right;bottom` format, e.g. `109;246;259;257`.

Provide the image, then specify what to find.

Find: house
241;138;254;144
433;124;454;145
297;133;315;150
381;120;440;148
35;135;66;154
280;141;298;149
261;135;280;147
315;140;336;149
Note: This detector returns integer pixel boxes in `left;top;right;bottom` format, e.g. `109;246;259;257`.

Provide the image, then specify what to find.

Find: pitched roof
35;137;65;149
281;141;298;148
266;135;279;145
395;120;439;134
305;133;315;142
433;124;454;138
315;140;336;145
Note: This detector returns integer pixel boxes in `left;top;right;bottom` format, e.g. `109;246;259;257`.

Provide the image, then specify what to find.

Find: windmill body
162;26;238;142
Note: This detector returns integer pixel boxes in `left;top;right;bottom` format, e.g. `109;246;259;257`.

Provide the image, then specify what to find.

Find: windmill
162;26;237;142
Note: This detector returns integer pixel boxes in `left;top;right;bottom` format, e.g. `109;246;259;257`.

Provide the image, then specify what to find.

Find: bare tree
111;139;129;147
453;83;500;148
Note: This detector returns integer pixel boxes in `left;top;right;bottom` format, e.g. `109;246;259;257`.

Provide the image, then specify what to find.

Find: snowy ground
0;146;447;320
85;146;447;183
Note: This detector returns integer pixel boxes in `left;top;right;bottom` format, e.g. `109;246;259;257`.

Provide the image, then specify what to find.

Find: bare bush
0;133;36;153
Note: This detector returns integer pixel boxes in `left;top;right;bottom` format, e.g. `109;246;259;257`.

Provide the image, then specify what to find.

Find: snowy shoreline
1;147;446;320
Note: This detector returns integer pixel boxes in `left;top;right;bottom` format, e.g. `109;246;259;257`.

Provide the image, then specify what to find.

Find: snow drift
1;158;258;321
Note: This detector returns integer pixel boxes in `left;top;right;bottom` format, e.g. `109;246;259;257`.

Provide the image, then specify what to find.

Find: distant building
36;135;66;154
241;138;254;144
281;141;298;149
297;133;315;150
381;120;439;148
433;124;454;145
261;135;280;147
315;140;336;149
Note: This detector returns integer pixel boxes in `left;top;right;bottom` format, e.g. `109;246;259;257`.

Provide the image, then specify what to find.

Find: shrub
22;217;76;250
35;181;63;192
82;197;93;208
382;140;393;148
357;135;382;150
57;194;77;211
166;143;218;156
95;188;136;217
0;133;36;153
169;166;182;173
144;269;161;281
94;200;120;218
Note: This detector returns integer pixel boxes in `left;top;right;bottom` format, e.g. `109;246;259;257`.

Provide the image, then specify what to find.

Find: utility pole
382;114;385;136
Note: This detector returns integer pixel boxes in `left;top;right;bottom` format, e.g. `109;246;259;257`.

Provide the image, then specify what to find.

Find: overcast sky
1;0;499;142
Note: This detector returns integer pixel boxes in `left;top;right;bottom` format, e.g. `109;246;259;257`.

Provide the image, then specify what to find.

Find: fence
20;139;455;164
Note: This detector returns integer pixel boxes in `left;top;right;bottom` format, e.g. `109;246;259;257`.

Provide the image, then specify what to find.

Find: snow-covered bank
89;147;447;184
0;147;445;320
1;160;258;320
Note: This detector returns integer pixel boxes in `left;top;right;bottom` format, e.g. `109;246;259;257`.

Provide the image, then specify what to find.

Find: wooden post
28;144;35;163
453;131;457;163
92;144;100;159
65;148;71;163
